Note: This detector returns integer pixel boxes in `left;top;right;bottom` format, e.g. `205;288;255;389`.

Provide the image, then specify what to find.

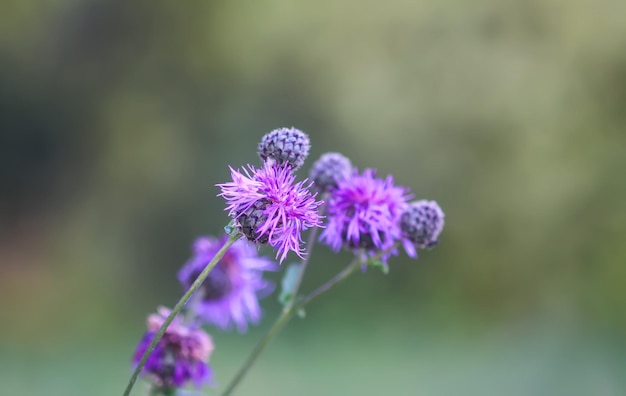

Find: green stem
220;203;326;395
292;257;361;311
220;243;400;395
294;243;399;312
123;233;241;396
285;202;326;311
221;257;360;396
220;309;293;396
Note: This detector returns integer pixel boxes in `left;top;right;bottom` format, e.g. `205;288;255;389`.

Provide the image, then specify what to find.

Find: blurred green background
2;0;626;395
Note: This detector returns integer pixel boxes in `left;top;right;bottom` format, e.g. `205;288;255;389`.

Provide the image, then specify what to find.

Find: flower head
218;161;323;263
309;152;353;193
132;307;214;390
320;168;411;261
178;235;277;332
400;200;445;257
258;127;310;170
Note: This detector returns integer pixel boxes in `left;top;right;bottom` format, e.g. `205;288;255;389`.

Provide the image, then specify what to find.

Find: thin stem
220;243;401;395
220;202;324;396
295;243;400;310
297;242;401;310
123;233;241;396
285;202;326;311
220;309;293;396
221;257;360;396
183;290;204;325
293;257;361;310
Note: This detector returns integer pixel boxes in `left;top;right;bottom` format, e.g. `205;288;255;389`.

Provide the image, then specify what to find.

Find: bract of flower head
217;161;323;263
320;168;411;262
257;127;310;170
309;152;353;193
178;235;277;333
132;307;214;389
400;200;445;258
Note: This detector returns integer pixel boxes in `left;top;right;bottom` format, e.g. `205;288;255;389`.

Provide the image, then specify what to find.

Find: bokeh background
2;0;626;395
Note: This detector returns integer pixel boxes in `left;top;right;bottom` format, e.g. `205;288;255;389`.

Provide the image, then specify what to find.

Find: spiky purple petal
320;168;411;262
218;162;323;263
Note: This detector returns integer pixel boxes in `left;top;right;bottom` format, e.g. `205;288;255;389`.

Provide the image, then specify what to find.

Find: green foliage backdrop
1;0;625;394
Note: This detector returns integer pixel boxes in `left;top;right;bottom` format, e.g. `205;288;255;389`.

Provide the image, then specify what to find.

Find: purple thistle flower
178;235;277;332
309;152;353;193
132;307;214;390
217;161;323;263
258;127;310;170
400;200;445;258
320;168;411;262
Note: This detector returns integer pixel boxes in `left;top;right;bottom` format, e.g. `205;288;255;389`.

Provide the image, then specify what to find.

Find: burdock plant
123;127;445;396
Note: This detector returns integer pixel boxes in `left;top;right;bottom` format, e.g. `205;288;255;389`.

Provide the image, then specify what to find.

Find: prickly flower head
320;168;411;262
309;152;353;193
218;161;323;263
400;200;445;257
178;235;277;333
132;307;214;389
258;127;310;170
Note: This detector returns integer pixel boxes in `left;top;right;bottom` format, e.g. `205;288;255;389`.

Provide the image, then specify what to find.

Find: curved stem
292;257;361;311
221;202;326;394
285;202;326;311
220;243;401;395
294;243;399;311
123;233;241;396
220;309;293;396
221;257;360;396
222;243;399;396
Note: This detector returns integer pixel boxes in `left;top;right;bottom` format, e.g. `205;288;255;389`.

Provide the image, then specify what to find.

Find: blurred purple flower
309;152;353;193
218;162;323;263
178;235;277;332
400;200;445;257
320;168;411;262
132;307;214;390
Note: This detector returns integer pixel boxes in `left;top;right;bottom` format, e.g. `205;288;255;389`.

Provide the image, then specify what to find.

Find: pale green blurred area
1;0;626;395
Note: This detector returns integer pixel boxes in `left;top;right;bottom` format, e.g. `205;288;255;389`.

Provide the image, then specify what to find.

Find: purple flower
320;168;411;261
132;307;214;390
400;200;445;257
258;127;310;170
178;235;277;332
217;161;323;263
309;152;353;193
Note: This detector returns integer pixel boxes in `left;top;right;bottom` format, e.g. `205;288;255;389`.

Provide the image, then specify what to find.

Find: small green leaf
224;219;238;236
369;259;389;274
279;263;303;306
296;307;306;319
